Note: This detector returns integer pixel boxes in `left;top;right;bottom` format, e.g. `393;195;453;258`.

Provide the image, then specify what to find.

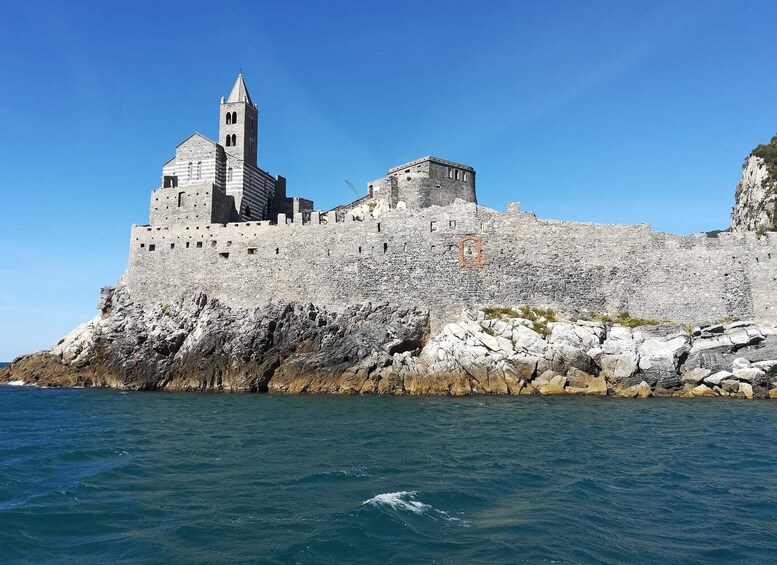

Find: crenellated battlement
126;200;777;327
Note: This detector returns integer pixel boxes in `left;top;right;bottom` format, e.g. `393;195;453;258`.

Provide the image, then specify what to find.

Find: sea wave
363;491;463;523
4;380;28;387
363;491;430;514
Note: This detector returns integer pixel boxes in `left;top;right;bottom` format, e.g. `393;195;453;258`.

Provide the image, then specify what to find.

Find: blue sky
1;0;776;360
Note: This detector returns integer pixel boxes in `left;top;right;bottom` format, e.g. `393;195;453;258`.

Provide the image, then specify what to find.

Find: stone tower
219;74;258;167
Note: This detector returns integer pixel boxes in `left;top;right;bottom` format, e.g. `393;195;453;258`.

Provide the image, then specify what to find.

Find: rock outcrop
3;286;777;398
732;137;777;233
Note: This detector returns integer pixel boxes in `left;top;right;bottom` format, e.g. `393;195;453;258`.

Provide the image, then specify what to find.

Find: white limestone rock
732;357;752;370
690;334;734;354
731;154;777;233
637;334;689;385
704;371;733;386
681;368;711;385
51;316;101;368
752;360;777;374
599;352;640;382
732;368;766;385
549;322;602;351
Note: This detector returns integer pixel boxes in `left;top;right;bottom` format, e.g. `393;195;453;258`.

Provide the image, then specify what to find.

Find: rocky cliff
732;137;777;233
3;286;777;398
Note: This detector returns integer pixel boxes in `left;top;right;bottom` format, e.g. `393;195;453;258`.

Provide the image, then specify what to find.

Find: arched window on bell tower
226;113;232;125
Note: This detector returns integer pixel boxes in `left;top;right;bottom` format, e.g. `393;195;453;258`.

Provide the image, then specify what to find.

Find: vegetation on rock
593;311;661;328
749;133;777;195
483;305;556;337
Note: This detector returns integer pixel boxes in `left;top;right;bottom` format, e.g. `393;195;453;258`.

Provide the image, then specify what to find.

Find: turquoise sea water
1;387;776;564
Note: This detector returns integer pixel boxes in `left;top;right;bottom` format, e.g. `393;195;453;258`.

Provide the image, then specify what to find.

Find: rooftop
387;156;475;174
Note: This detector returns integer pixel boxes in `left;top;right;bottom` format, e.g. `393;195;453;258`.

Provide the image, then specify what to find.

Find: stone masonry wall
125;202;777;329
149;183;235;226
386;158;476;209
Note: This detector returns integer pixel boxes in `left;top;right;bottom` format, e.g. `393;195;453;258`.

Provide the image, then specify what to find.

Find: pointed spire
226;74;253;105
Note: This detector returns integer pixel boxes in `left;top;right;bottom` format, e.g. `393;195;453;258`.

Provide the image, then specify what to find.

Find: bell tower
219;74;258;167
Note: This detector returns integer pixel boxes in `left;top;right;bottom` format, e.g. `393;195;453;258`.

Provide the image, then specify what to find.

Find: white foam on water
363;491;465;524
4;380;28;386
363;491;431;514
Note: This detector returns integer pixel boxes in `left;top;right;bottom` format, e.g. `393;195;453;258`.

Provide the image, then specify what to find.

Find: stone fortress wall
125;201;777;329
123;74;777;328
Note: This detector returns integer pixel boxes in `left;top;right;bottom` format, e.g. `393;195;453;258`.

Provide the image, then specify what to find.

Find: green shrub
482;305;556;337
750;134;777;195
482;307;520;319
593;311;661;328
482;326;497;337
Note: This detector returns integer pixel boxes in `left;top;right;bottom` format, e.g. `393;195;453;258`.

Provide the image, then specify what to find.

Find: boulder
739;382;754;399
752;360;777;374
599;352;639;383
637;335;690;385
682;349;731;373
732;357;752;370
733;368;767;385
546;342;596;374
729;328;764;349
690;334;733;353
704;371;733;386
538;375;567;395
549;322;602;351
735;335;777;363
681;368;711;385
691;384;717;397
586;376;608;395
617;381;652;398
566;375;608;396
720;379;740;393
769;388;777;399
565;367;597;388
